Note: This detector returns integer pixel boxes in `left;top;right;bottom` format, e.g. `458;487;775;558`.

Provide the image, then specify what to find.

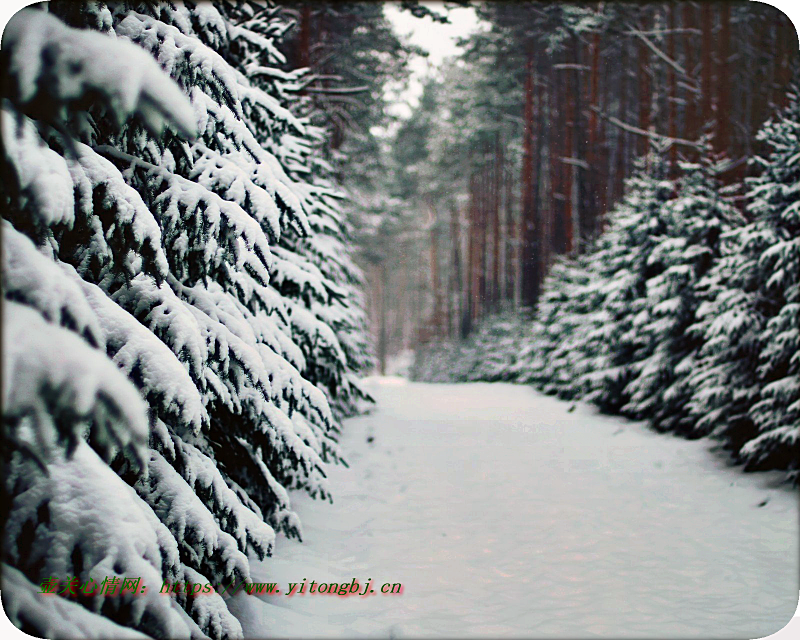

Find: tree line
410;1;799;480
371;1;798;372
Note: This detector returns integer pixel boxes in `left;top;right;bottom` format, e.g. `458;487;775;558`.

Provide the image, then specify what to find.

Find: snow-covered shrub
413;309;528;383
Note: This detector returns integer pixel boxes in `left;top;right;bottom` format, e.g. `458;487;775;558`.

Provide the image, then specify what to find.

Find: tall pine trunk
667;3;678;172
521;46;540;307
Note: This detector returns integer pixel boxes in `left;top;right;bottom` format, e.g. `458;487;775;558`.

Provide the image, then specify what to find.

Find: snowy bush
413;308;528;383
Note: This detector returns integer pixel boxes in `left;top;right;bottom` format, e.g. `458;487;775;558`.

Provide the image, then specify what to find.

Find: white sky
382;2;483;122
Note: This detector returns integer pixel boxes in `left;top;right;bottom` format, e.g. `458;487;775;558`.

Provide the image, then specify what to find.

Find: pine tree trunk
428;200;442;337
587;28;601;238
614;41;629;204
499;152;509;303
667;3;678;172
638;11;651;156
492;134;502;307
505;150;515;304
450;205;463;338
701;2;714;133
550;59;564;259
468;170;479;327
717;2;731;155
377;262;387;375
562;44;576;254
520;46;540;307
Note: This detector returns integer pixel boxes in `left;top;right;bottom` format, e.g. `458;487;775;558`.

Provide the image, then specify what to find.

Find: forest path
231;379;798;638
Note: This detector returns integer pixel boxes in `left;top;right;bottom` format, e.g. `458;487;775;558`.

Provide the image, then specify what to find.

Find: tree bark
638;11;652;157
521;45;540;307
563;41;576;254
377;262;387;375
701;2;714;134
427;200;443;338
667;3;678;172
587;27;601;237
492;134;503;307
717;2;731;155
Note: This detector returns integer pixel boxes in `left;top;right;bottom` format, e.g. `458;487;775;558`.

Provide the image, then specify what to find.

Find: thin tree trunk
492;134;502;307
427;200;442;337
667;3;678;172
468;170;480;327
377;262;387;375
562;42;576;254
450;205;463;338
717;2;731;155
701;2;714;133
638;10;652;157
587;27;601;238
615;42;629;203
521;46;540;307
550;59;564;258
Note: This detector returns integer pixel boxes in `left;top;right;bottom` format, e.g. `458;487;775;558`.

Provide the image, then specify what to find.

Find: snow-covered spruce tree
622;153;739;434
578;155;677;414
689;90;800;475
1;2;366;636
510;256;597;399
2;7;205;636
223;3;373;420
742;90;800;474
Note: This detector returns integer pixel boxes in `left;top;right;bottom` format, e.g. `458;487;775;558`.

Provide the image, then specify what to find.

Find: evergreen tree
223;0;374;421
1;2;372;636
509;256;594;398
623;154;738;433
579;155;676;413
689;89;800;475
742;89;800;474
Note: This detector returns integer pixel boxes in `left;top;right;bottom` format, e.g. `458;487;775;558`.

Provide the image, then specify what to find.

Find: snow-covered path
231;380;798;638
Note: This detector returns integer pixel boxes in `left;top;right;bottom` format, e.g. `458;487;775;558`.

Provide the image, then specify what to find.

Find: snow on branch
3;9;196;138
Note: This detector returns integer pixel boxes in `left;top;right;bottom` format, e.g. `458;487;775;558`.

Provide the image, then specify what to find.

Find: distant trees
391;1;797;357
414;84;800;482
277;2;412;375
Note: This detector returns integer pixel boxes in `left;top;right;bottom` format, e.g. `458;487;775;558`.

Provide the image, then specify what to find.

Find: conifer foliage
690;91;800;474
1;2;371;637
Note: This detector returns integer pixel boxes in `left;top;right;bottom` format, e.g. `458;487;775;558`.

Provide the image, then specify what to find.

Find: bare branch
591;106;702;151
560;156;590;170
553;63;590;72
304;85;370;95
625;28;702;37
627;23;696;86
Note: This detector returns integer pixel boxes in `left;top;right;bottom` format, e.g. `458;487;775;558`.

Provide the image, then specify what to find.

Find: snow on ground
230;380;798;638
